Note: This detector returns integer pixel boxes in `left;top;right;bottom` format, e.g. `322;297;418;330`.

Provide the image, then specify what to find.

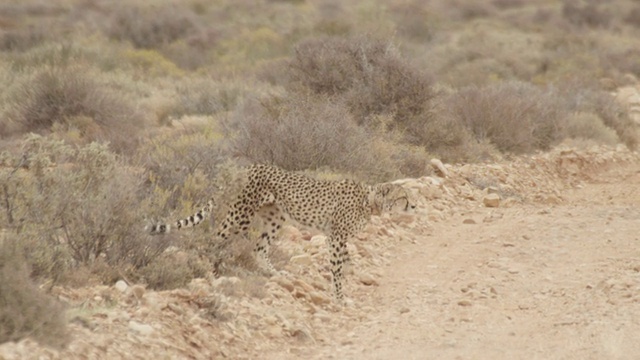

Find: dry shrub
562;1;611;28
106;4;200;49
563;112;619;145
419;110;499;163
0;25;49;52
4;65;145;153
565;89;639;150
141;250;210;290
389;1;435;41
492;0;525;10
624;6;640;29
174;80;244;117
443;82;567;154
139;125;230;212
287;36;435;130
0;135;165;285
228;92;424;181
0;238;68;348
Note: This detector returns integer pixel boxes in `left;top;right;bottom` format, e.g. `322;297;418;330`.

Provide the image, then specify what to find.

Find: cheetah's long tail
148;198;215;234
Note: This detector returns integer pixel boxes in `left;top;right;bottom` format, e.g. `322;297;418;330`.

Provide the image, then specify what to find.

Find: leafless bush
492;0;525;10
565;89;639;150
390;1;435;41
0;238;68;348
443;82;568;154
562;1;611;28
287;36;435;130
141;250;209;290
228;91;422;181
563;112;619;145
107;4;201;49
0;26;49;51
624;6;640;29
4;65;145;153
174;80;244;117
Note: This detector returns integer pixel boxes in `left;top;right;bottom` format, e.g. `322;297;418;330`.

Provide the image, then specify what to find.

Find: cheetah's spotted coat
150;164;414;300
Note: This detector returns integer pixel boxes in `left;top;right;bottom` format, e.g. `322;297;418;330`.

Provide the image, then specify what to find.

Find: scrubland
1;0;640;347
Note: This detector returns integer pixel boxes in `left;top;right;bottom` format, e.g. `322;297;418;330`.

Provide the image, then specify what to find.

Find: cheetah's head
369;183;416;215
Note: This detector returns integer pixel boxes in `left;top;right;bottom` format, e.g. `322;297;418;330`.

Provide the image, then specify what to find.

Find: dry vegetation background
1;0;640;348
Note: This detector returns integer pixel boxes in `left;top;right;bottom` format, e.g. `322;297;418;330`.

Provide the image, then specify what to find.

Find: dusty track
275;156;640;360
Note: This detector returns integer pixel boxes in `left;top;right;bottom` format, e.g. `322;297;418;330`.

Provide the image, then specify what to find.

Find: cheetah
150;164;415;300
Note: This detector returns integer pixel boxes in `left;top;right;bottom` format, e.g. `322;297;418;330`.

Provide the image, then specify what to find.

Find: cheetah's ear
380;183;393;196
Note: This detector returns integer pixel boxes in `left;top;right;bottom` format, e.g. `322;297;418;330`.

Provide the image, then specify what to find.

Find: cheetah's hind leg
254;204;286;276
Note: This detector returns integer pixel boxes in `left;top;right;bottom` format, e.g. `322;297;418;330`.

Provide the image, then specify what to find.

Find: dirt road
272;159;640;359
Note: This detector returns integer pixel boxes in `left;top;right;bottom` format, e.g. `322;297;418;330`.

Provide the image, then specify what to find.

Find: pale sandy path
295;162;640;360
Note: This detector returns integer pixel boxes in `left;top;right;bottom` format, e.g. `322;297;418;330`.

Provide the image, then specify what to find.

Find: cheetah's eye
391;196;409;211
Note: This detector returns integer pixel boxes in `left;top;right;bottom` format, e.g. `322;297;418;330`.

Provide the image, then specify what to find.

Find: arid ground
2;146;639;360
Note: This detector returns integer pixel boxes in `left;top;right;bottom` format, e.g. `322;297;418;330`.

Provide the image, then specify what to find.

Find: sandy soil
2;146;640;360
302;159;640;360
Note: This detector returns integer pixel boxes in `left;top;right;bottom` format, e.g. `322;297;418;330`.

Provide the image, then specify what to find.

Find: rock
128;321;154;335
309;235;326;248
483;194;500;208
462;218;476;224
309;291;331;305
265;325;282;339
430;158;449;177
272;276;295;292
114;280;128;293
457;300;472;307
290;254;312;266
130;285;146;300
359;273;379;286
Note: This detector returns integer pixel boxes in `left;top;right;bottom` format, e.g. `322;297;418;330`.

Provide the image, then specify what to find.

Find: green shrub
0;238;68;348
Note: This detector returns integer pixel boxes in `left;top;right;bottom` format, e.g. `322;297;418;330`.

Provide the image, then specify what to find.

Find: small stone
399;307;410;314
430;158;449;177
483;194;500;208
128;321;154;335
272;276;295;292
359;273;379;286
130;285;146;300
309;291;331;305
462;218;476;224
290;254;313;266
309;235;326;248
114;280;128;293
457;300;472;307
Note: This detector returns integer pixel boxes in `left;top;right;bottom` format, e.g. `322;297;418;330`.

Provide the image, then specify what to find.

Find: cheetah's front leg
328;235;348;301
